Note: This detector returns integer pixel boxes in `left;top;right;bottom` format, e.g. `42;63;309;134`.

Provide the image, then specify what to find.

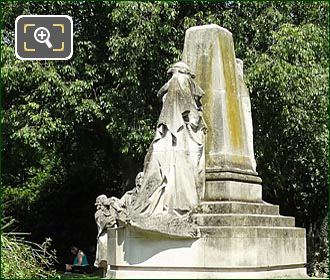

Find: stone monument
95;24;307;278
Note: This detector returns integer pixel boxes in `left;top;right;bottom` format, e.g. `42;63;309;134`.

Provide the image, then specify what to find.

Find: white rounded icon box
15;15;73;60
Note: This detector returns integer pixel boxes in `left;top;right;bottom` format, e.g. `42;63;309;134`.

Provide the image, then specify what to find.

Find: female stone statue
130;61;206;221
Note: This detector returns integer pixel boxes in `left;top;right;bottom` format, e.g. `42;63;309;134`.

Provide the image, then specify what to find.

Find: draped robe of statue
130;62;205;222
94;207;108;268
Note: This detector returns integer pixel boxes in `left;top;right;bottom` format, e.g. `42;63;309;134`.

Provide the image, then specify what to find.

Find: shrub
1;219;59;279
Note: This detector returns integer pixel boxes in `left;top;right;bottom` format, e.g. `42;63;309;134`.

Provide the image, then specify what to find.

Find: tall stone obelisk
182;24;262;202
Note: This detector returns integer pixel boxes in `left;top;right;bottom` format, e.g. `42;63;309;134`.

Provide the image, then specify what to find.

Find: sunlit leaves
247;23;328;227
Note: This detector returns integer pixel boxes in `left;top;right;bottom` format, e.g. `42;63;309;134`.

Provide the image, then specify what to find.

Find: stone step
198;226;306;238
193;213;295;227
199;201;279;215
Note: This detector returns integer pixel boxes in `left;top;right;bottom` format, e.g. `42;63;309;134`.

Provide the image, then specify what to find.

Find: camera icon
15;15;73;60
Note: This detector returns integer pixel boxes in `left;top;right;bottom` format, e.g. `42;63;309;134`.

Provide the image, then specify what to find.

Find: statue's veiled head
167;61;195;78
95;194;108;206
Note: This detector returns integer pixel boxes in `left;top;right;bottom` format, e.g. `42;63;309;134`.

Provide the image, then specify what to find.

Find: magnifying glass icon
34;27;53;48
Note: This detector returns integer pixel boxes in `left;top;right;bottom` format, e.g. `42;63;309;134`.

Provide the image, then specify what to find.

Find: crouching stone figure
94;195;118;270
94;172;144;270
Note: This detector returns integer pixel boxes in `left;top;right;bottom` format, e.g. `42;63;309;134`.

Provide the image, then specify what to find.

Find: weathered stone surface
194;213;295;227
108;268;307;279
182;24;256;174
236;58;256;171
204;181;262;202
127;213;200;239
199;226;306;238
199;201;279;215
106;226;306;279
205;169;262;183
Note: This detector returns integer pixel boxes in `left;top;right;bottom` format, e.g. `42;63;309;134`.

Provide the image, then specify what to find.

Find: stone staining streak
218;34;243;152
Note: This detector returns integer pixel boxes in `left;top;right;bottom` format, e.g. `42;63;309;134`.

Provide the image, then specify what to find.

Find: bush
1;219;59;279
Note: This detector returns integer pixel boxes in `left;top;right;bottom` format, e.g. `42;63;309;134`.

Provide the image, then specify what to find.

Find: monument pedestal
106;201;307;279
204;169;263;202
106;174;307;279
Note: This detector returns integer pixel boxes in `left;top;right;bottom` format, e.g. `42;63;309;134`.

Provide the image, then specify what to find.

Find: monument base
106;204;307;279
107;266;306;279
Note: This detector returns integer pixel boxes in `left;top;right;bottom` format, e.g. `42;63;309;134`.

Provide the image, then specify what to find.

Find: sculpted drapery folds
130;61;206;222
95;61;206;238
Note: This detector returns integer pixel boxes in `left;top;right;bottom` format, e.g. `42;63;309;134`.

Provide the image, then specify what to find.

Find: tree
2;1;328;274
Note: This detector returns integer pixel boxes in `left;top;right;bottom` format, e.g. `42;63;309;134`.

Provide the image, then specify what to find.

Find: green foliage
1;1;328;274
1;219;59;279
307;217;329;277
247;22;328;224
246;22;328;277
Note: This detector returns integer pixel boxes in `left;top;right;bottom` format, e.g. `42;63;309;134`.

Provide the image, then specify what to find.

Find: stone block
205;169;262;183
199;201;279;215
194;213;295;227
204;180;262;202
107;225;307;278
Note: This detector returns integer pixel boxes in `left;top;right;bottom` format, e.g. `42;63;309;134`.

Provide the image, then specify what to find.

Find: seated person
65;246;89;273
